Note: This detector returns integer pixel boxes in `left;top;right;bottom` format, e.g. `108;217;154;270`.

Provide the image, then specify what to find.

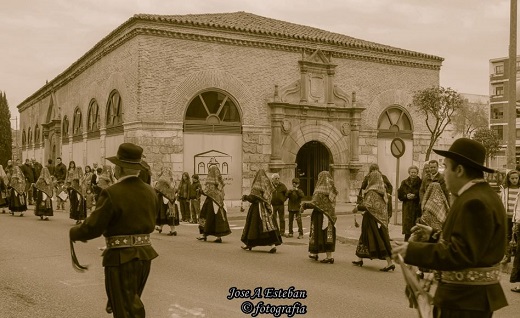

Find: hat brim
106;156;146;170
432;149;495;173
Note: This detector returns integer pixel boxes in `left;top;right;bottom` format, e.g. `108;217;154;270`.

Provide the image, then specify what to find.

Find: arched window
184;90;242;134
62;116;69;143
22;129;26;146
87;99;100;137
377;106;413;139
72;107;83;136
106;90;123;126
27;127;33;146
34;125;40;144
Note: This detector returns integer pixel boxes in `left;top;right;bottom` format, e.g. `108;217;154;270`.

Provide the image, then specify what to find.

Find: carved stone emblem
341;122;350;136
282;120;292;133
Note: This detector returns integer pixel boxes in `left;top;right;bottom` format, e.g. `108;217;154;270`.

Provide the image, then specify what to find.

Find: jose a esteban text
227;287;307;300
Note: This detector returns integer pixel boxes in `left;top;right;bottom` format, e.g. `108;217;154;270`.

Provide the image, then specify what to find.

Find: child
189;174;202;224
85;188;96;213
56;182;68;210
500;170;520;264
286;178;305;239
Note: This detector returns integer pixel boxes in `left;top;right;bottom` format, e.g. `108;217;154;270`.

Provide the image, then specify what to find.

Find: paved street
1;205;519;318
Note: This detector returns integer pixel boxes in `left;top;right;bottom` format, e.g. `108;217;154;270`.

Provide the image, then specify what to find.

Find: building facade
17;12;443;202
489;56;520;168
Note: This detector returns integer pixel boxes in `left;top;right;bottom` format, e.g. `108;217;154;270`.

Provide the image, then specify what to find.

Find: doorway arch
295;141;331;197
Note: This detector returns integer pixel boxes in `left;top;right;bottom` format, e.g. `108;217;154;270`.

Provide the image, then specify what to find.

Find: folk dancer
154;168;178;236
8;166;27;216
34;167;54;221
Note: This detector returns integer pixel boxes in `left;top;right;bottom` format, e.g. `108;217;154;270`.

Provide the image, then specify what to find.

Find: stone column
100;128;107;164
326;68;335;106
300;67;308;102
82;131;88;167
270;107;284;163
330;163;351;203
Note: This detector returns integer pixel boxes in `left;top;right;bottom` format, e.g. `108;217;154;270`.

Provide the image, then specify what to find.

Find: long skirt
0;189;8;208
9;190;27;212
198;198;231;237
241;203;282;247
69;190;87;221
105;259;151;318
308;209;336;254
355;212;392;260
156;201;179;226
510;227;520;283
34;190;53;217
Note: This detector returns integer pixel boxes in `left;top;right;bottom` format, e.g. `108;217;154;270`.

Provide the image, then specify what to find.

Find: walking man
392;138;508;317
70;143;159;317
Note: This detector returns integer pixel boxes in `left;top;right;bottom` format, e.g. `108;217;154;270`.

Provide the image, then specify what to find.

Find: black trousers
105;259;152;318
433;306;493;318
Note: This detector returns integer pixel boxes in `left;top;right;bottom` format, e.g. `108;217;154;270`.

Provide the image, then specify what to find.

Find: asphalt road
1;208;519;318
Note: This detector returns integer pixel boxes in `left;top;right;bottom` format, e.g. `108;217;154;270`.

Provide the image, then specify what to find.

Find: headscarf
420;182;449;231
10;166;26;195
311;171;338;223
363;170;389;227
250;169;274;204
97;165;114;189
35;167;54;197
154;168;176;201
204;165;225;207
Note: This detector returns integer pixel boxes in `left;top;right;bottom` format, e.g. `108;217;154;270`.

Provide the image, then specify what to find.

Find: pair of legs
288;211;303;238
178;198;190;222
190;199;200;223
272;204;285;235
156;224;176;236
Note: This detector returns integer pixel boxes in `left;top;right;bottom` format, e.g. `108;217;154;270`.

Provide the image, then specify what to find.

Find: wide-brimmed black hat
106;143;146;170
433;138;494;173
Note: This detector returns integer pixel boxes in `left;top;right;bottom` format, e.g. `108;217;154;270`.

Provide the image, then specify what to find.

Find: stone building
17;12;443;202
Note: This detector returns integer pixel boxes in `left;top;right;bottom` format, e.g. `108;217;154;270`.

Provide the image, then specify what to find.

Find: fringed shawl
35;167;54;197
154;169;176;201
364;171;389;227
311;171;338;223
204;165;225;207
250;169;276;232
97;165;114;189
0;165;7;186
420;182;449;231
10;166;26;195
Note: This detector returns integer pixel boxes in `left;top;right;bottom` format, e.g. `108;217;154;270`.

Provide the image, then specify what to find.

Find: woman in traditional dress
68;168;87;224
34;166;54;220
197;165;231;243
8;166;27;216
65;161;77;185
0;165;9;214
81;165;94;196
154;168;179;236
177;172;191;222
352;170;395;271
93;165;114;200
397;165;422;241
301;171;338;264
240;169;282;253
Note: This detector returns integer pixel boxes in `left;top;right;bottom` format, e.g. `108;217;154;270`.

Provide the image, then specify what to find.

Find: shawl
97;165;114;189
154;168;176;201
204;165;225;207
420;182;449;231
250;169;275;204
311;171;338;223
363;171;388;227
35;167;54;197
0;165;7;185
10;166;26;195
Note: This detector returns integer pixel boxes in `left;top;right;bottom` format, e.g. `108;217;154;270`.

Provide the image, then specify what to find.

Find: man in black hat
392;138;508;317
69;142;159;317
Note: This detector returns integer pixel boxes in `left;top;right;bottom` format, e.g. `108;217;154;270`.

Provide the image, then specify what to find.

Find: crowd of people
2;137;519;316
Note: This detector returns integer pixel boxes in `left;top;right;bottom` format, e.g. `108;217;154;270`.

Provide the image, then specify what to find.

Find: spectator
189;174;202;224
270;173;288;237
286;178;305;239
397;165;422;242
54;157;67;183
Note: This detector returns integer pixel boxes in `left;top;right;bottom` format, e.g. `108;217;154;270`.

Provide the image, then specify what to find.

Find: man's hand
411;223;433;241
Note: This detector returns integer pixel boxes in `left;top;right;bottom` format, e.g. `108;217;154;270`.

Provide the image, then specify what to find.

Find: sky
0;0;515;129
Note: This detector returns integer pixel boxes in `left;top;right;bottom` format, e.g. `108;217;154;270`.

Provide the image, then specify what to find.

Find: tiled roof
133;11;443;61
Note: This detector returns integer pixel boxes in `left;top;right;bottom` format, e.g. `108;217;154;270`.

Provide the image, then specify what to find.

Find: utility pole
508;0;518;169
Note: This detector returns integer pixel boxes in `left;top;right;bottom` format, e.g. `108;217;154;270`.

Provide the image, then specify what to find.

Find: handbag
355;242;370;258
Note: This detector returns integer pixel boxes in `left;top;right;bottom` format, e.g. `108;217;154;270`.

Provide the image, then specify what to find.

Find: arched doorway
295;141;331;198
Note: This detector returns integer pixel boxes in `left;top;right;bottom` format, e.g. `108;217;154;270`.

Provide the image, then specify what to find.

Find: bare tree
451;99;489;137
411;86;465;160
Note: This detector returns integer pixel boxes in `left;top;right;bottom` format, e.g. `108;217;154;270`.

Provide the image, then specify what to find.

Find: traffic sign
390;138;405;158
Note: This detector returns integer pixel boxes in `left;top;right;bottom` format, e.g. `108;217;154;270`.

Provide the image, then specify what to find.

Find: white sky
0;0;515;128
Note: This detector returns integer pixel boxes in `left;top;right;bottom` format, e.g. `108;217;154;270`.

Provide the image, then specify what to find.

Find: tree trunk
425;137;437;161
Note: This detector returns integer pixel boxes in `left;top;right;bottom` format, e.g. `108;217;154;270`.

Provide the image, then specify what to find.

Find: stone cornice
18;23;442;112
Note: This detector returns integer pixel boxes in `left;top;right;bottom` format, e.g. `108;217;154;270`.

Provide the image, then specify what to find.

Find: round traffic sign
390;138;405;158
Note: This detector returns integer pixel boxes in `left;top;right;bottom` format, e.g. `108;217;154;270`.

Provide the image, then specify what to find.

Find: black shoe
268;247;277;253
511;286;520;293
352;260;363;267
320;258;334;264
308;254;318;261
241;245;252;251
156;227;162;234
214;238;222;243
197;236;207;241
167;231;177;236
380;264;395;272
